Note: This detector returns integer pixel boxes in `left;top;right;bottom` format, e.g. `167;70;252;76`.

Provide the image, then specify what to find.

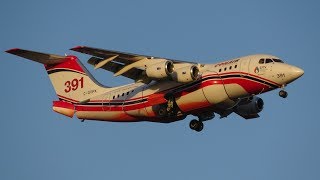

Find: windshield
258;58;284;64
259;59;264;64
265;58;273;63
273;58;284;63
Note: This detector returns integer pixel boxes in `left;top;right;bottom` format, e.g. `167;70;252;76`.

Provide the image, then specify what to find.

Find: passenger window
117;94;120;98
235;65;237;68
266;58;273;63
224;67;227;71
122;93;124;96
259;59;265;64
127;92;129;95
229;66;232;70
113;96;115;99
219;69;221;72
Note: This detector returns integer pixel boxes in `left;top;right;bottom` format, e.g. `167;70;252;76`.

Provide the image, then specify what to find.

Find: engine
234;96;264;117
145;60;174;79
171;65;200;83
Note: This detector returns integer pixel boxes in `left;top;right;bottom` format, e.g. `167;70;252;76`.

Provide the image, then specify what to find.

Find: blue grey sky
1;0;319;179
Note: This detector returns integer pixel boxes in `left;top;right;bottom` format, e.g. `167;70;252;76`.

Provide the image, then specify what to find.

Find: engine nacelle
235;96;264;116
171;65;200;83
145;60;174;79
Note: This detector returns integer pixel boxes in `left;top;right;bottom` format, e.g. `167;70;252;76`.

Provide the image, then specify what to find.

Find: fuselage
6;48;305;132
74;54;304;122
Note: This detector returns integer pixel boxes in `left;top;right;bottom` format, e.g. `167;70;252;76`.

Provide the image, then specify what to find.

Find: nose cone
290;66;304;80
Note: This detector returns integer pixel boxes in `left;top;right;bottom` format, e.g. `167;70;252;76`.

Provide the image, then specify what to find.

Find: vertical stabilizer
6;48;108;104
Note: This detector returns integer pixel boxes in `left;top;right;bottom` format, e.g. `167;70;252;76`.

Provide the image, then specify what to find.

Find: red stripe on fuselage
218;71;281;87
74;78;271;112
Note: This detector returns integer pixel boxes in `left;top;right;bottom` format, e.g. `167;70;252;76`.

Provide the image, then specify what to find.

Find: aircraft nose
289;66;304;81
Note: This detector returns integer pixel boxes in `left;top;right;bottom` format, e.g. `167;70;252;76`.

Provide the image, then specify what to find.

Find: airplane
5;46;304;132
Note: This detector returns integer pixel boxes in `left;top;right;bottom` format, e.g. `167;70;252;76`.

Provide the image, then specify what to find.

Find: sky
0;0;319;179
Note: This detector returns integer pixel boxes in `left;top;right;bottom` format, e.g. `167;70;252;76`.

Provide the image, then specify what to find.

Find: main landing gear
189;119;204;132
158;93;180;118
189;112;215;132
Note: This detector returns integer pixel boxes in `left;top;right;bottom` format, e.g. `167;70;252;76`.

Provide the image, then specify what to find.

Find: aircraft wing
70;46;196;81
87;56;145;81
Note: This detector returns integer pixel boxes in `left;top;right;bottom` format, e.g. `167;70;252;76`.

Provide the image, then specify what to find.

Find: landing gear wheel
189;119;204;132
195;121;204;132
158;107;167;116
279;90;288;98
189;119;198;130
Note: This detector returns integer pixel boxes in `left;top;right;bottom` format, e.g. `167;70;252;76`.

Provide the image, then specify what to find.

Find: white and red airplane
6;46;304;132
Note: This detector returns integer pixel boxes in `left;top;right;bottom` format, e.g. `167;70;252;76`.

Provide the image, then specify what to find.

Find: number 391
64;77;84;93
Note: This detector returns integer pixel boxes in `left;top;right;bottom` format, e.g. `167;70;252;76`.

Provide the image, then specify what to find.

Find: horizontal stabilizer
6;48;67;65
53;101;75;118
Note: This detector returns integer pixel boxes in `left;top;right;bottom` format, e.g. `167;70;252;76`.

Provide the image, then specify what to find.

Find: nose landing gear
279;84;288;98
279;90;288;98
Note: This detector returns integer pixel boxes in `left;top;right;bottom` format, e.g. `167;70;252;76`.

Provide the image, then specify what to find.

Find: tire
189;119;198;130
189;120;203;132
158;107;167;116
195;121;204;132
279;90;288;98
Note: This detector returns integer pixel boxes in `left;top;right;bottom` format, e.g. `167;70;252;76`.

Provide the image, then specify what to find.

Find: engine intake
171;65;200;83
145;60;174;79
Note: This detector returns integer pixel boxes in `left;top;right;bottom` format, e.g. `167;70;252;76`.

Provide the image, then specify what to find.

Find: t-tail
6;48;108;117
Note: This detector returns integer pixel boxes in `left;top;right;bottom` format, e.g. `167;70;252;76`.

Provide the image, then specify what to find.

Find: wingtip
5;48;20;54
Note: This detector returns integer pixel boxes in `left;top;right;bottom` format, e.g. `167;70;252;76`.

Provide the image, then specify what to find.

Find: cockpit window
259;59;265;64
265;58;273;63
273;58;284;63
